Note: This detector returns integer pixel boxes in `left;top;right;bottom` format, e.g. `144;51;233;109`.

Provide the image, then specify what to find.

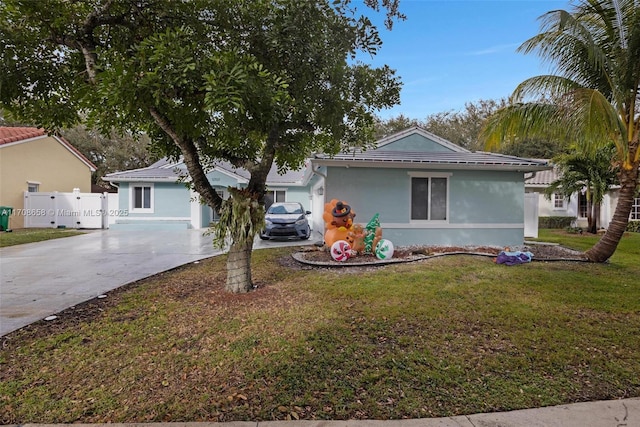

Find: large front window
131;184;153;212
410;175;448;221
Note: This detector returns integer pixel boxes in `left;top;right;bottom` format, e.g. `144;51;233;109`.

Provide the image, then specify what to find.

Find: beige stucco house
0;127;96;229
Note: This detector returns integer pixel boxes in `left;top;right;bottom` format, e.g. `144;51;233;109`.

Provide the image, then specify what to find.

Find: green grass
0;228;85;247
1;230;639;423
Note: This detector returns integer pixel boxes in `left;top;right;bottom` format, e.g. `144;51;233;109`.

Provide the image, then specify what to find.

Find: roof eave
311;158;551;172
102;177;180;183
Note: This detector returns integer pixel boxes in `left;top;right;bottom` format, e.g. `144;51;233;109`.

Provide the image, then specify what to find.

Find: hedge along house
103;157;319;230
310;127;551;247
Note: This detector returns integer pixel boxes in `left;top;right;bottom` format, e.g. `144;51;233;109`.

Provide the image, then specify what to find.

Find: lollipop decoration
330;240;352;262
375;239;394;260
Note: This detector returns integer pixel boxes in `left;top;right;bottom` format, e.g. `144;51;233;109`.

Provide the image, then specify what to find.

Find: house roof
525;166;558;186
311;127;550;171
104;158;312;186
312;150;550;171
0;126;46;144
0;126;97;171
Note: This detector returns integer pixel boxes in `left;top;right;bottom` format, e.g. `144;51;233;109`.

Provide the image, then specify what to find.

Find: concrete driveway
0;229;320;336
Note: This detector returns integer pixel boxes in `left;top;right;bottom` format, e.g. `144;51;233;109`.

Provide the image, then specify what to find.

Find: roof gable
0;126;97;171
375;126;470;153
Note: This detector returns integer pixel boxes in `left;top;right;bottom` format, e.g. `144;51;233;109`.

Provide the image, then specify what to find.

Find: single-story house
103;158;321;230
310;127;550;246
525;165;640;229
0;126;96;229
104;127;550;246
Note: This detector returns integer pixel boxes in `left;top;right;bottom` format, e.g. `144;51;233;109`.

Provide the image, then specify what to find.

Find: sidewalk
11;397;640;426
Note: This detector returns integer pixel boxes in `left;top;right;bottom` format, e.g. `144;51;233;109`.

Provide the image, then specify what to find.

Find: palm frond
511;75;581;103
566;87;629;160
480;103;567;151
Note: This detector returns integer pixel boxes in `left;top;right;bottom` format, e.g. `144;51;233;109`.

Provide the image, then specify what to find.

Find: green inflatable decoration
364;213;380;253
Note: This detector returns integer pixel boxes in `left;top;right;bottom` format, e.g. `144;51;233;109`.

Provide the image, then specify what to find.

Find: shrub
626;220;640;233
539;216;576;229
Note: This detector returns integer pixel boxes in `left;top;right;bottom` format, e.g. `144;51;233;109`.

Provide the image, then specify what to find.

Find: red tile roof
0;126;46;145
0;126;97;171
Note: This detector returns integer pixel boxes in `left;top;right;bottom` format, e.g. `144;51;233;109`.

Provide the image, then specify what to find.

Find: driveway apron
0;229;318;336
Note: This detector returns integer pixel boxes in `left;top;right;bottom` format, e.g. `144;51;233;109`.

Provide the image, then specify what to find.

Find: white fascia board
0;134;48;148
312;158;551;172
102;177;179;183
210;166;249;184
53;135;97;172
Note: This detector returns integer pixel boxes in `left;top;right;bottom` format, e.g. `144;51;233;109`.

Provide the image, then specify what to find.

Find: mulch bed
292;243;589;267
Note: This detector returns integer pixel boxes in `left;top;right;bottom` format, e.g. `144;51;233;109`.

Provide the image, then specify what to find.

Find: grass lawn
0;228;85;247
1;230;639;423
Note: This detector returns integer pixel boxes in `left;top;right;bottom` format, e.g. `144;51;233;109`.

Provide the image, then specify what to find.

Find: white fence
23;189;108;229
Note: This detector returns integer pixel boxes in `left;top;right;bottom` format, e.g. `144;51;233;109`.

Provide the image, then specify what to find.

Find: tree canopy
0;0;402;291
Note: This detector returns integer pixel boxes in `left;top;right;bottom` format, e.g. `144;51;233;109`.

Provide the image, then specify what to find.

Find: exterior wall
526;189;580;222
380;134;455;152
0;136;92;228
111;182;192;230
271;186;312;211
325;166;526;246
527;187;619;229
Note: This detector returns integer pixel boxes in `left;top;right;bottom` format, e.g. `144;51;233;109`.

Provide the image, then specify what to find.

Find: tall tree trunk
586;190;595;233
585;164;639;262
588;203;600;234
225;235;254;293
592;201;601;233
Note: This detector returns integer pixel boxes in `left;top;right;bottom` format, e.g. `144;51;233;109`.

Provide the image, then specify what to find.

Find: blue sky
362;0;572;119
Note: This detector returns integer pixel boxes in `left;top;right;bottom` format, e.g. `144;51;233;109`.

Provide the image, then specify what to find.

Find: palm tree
545;147;619;233
482;0;640;262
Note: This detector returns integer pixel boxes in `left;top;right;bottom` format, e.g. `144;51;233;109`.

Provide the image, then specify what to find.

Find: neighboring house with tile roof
525;164;639;230
310;127;551;246
103;157;319;230
0;127;96;229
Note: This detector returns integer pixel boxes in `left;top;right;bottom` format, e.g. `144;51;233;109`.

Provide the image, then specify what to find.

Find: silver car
260;202;311;240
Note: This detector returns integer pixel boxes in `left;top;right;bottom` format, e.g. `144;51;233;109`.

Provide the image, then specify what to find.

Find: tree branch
149;107;223;210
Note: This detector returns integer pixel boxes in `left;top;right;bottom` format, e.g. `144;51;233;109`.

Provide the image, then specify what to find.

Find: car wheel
259;234;268;240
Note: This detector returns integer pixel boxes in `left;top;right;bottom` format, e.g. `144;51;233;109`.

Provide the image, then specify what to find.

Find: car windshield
268;204;303;215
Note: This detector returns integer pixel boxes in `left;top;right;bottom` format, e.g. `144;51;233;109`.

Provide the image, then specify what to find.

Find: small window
131;183;154;212
553;193;565;209
27;182;40;192
265;190;286;210
631;197;640;221
211;189;226;222
410;175;448;221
